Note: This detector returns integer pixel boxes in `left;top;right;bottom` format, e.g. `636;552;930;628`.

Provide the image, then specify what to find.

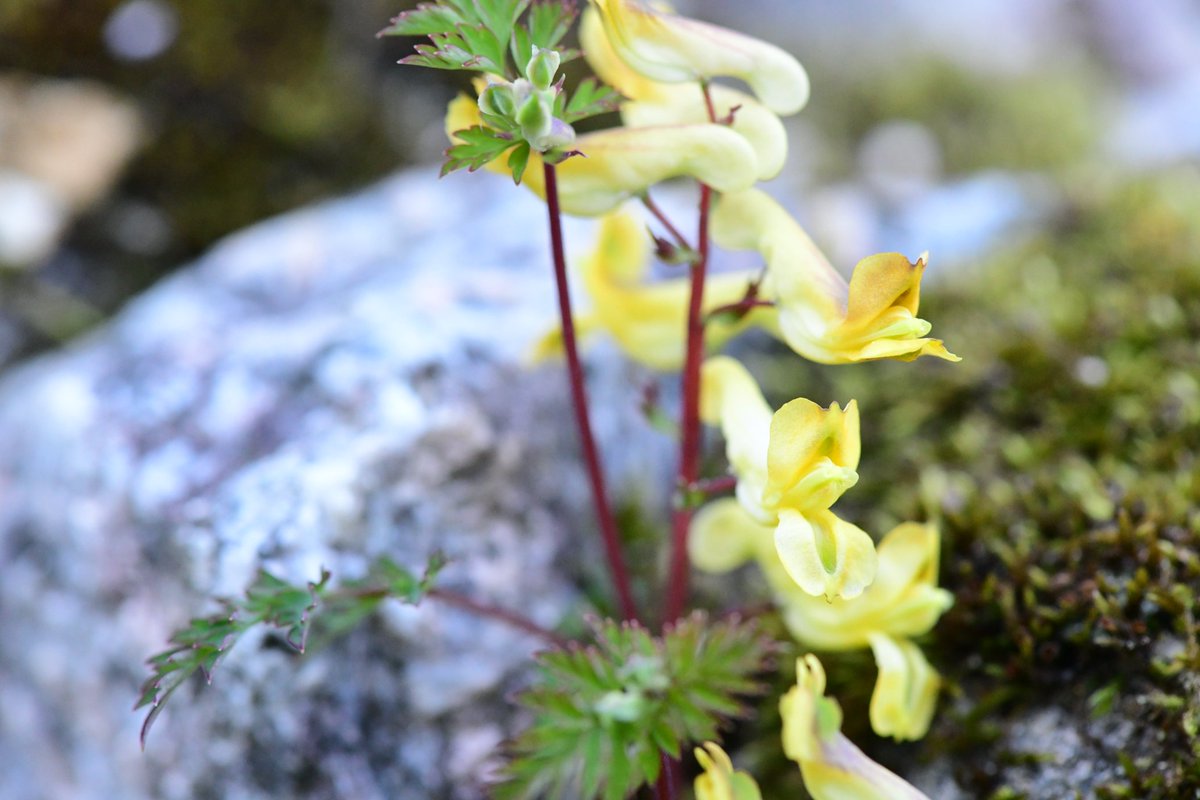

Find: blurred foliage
736;168;1200;798
806;59;1101;179
0;0;445;279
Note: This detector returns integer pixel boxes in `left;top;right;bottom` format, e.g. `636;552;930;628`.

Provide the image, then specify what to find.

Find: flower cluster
439;1;959;796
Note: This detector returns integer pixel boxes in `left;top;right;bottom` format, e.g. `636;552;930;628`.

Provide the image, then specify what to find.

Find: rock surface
0;169;671;800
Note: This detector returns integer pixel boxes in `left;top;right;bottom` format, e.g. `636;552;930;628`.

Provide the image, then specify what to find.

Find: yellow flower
445;93;757;216
698;357;875;599
690;506;952;740
711;189;960;364
531;211;769;370
580;8;787;180
781;655;933;800
589;0;810;115
693;742;763;800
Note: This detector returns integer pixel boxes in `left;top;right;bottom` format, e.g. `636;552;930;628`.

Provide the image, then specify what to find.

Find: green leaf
137;553;445;749
496;613;773;799
508;141;533;185
561;78;623;124
526;0;577;52
378;3;461;36
442;125;517;176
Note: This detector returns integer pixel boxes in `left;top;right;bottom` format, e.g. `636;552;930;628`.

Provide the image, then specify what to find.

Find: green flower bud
516;92;553;143
477;82;516;119
525;46;561;91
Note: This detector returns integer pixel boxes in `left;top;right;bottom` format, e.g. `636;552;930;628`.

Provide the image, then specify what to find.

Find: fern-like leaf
496;613;774;800
136;553;445;748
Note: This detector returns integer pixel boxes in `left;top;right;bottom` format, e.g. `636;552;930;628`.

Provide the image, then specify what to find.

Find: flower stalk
543;160;640;622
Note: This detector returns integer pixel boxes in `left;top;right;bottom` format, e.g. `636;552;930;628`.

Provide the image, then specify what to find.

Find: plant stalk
542;160;640;622
663;183;712;624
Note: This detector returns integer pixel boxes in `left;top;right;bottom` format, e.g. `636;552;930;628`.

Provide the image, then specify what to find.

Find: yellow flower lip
591;0;810;115
781;655;934;799
712;189;961;364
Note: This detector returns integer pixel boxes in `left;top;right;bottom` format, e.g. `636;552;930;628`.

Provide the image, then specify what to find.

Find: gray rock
0;168;672;800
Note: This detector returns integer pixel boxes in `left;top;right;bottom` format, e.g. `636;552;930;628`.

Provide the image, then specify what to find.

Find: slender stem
690;475;738;497
664;183;712;625
663;81;720;627
706;297;775;320
428;588;570;648
641;193;693;252
542;161;640;622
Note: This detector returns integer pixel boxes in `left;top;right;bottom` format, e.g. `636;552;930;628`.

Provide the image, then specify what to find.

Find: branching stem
428;588;569;648
542;161;640;622
641;193;694;253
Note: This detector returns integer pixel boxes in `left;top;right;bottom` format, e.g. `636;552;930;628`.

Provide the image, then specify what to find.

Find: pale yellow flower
445;93;757;216
589;0;810;115
698;357;875;599
580;8;787;180
530;210;769;370
781;655;933;800
690;505;952;740
711;189;960;364
693;742;763;800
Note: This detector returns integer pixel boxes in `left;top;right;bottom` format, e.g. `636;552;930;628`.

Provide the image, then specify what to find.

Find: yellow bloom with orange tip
693;742;763;800
579;8;788;180
444;93;758;216
711;188;960;365
690;504;952;741
530;210;769;370
781;655;933;800
589;0;810;115
698;357;875;600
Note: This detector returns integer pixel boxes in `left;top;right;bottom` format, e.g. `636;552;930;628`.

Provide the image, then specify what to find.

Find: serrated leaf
138;552;445;748
442;125;517;176
497;613;773;799
561;77;623;124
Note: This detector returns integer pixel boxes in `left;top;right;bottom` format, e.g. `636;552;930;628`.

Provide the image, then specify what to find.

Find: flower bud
477;81;516;119
517;92;551;135
594;689;646;723
525;46;562;91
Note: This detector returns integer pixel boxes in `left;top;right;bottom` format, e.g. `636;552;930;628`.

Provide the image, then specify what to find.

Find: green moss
754;170;1200;797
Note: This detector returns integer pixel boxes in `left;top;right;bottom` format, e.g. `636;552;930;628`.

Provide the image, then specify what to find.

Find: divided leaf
443;125;519;176
497;613;774;800
559;77;623;124
136;553;445;748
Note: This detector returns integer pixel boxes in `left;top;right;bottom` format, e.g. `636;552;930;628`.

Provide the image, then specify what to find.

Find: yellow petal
689;497;773;574
532;212;763;369
774;509;877;600
867;633;942;741
766;398;860;513
781;655;933;800
591;0;810;114
778;522;953;650
699;356;773;518
446;93;757;216
712;189;959;364
582;9;787;179
694;742;763;800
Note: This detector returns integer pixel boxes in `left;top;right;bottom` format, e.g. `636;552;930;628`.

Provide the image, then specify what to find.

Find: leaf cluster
497;613;774;800
135;553;445;748
381;0;576;80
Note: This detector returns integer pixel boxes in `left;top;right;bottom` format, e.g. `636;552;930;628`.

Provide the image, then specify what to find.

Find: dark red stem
542;161;639;622
706;297;776;320
641;193;693;252
428;588;569;648
663;183;712;624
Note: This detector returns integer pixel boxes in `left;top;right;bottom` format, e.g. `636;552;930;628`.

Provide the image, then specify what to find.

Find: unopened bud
517;92;553;142
477;82;516;119
594;689;646;723
525;46;561;91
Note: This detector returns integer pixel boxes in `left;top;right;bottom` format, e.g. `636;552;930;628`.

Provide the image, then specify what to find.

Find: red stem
428;588;570;648
706;297;775;320
542;161;639;623
641;193;693;252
